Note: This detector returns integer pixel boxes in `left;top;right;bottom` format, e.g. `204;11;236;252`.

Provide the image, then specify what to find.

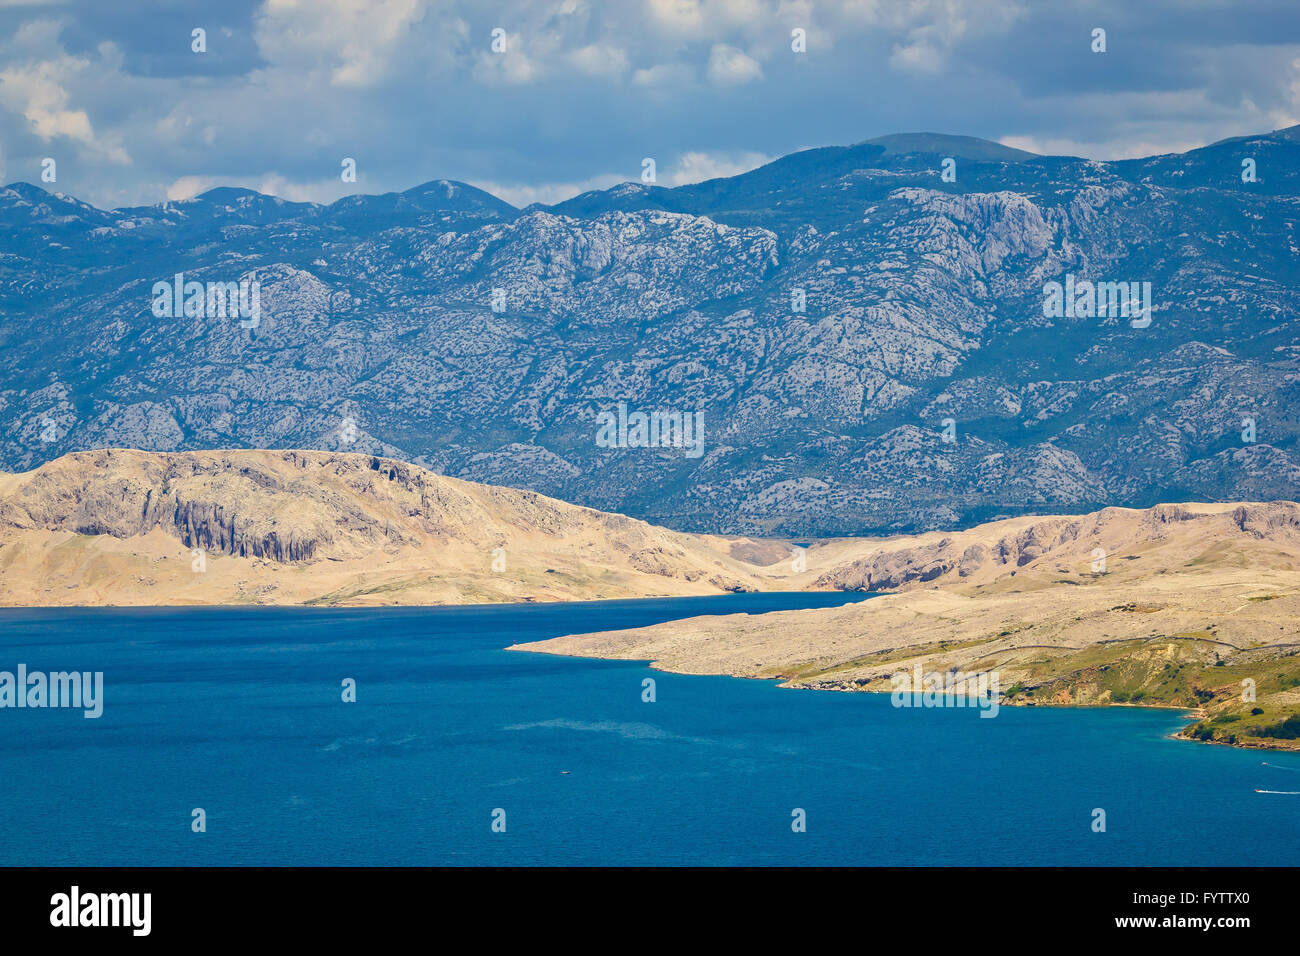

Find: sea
1;593;1296;866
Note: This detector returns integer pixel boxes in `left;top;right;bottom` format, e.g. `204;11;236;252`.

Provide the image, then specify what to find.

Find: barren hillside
0;448;802;606
518;501;1300;749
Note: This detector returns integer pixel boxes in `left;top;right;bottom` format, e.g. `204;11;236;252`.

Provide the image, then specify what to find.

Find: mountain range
3;128;1299;536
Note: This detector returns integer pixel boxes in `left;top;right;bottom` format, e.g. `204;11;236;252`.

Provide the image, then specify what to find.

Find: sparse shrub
1250;716;1300;740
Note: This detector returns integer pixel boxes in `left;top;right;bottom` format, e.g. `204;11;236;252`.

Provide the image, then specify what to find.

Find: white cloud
0;20;129;163
164;176;211;201
569;44;629;78
632;62;695;88
166;172;355;204
889;41;943;73
997;134;1202;161
469;150;771;207
254;0;432;88
706;44;762;85
646;0;704;33
0;0;1291;214
835;0;1026;74
472;32;542;86
252;173;355;204
473;172;623;208
665;150;771;185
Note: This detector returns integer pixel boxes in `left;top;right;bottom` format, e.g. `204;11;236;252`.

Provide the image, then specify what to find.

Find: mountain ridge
11;124;1300;218
0;447;801;605
3;125;1298;537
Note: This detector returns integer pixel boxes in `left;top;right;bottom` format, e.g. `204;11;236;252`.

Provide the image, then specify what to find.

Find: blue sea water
0;594;1295;866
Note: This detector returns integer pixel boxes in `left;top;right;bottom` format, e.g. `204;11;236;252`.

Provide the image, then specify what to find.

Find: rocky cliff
0;448;797;605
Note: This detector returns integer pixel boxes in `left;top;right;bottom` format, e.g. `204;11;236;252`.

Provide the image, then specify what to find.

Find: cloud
646;0;705;33
253;0;432;88
473;172;623;207
840;0;1027;74
0;20;129;163
569;43;629;78
0;0;1296;212
665;150;772;185
997;134;1204;162
707;44;763;85
890;41;944;73
472;31;542;85
473;151;775;208
166;172;352;205
632;62;695;88
164;175;210;201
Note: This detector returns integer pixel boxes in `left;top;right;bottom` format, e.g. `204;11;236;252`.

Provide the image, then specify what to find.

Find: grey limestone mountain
3;129;1298;535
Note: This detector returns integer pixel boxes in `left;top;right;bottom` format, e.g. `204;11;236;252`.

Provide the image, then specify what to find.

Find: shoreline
511;644;1300;753
4;592;1296;753
0;589;866;612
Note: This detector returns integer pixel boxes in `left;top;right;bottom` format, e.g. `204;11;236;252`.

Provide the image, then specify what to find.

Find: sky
1;0;1299;210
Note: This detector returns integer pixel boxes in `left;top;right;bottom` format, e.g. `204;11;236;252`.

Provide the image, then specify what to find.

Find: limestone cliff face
0;450;421;561
0;448;788;605
811;502;1300;592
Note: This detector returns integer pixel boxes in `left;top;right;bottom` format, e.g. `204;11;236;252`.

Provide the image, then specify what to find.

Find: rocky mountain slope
518;500;1300;749
0;448;805;605
3;129;1299;535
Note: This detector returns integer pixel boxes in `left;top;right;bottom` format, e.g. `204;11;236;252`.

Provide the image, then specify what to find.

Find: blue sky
1;0;1298;209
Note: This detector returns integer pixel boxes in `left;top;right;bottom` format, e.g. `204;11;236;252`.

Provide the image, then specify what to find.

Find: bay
0;594;1294;866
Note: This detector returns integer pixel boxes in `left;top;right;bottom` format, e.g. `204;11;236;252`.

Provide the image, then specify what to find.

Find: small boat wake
1256;762;1300;793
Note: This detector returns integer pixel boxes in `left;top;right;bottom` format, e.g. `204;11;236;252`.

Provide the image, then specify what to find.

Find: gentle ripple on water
0;594;1295;866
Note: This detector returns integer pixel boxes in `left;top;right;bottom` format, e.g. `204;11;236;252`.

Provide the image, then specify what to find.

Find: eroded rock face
0;448;818;606
812;501;1300;593
0;448;737;571
4;131;1300;536
1;450;404;561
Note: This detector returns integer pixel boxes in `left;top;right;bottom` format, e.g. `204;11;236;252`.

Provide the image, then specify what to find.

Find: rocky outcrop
813;502;1300;592
0;448;804;606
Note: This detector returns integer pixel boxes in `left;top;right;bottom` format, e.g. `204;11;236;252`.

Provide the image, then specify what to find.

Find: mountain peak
2;181;57;204
858;132;1037;162
399;179;518;214
192;186;288;205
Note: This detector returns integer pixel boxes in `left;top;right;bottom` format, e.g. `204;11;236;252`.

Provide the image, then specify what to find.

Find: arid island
2;448;1297;750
